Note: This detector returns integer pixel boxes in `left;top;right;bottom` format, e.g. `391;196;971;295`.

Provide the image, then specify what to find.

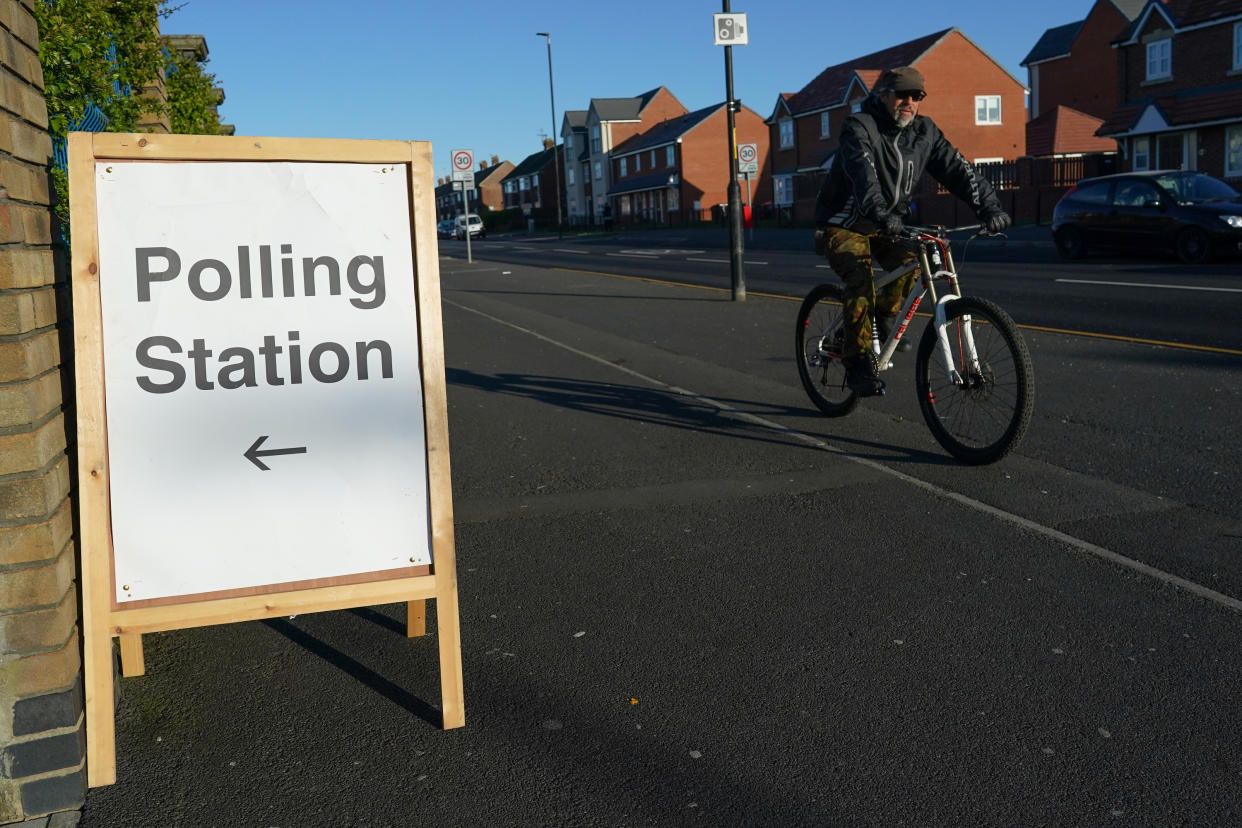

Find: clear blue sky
162;0;1095;182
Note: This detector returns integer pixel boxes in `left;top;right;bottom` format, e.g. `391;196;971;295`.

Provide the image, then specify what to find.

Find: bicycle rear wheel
915;296;1034;464
796;284;858;417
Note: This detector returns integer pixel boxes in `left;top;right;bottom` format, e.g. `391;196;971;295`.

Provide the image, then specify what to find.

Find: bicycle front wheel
915;296;1034;464
795;284;858;417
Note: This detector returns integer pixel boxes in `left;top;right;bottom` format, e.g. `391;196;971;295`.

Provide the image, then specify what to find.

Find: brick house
500;140;566;223
435;156;513;221
1022;1;1147;156
766;28;1027;222
560;110;591;225
578;87;689;225
607;102;771;224
1096;0;1242;182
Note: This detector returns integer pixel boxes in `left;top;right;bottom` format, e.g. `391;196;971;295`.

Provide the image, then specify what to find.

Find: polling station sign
70;133;464;787
95;159;431;602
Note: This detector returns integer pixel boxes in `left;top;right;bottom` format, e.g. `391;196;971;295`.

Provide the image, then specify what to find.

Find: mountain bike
796;225;1034;465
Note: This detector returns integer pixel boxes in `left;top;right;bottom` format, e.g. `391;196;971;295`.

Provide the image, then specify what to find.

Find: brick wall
1031;1;1128;121
0;1;85;822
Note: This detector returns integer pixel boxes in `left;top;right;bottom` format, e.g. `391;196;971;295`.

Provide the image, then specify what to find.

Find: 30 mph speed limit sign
738;142;758;174
451;149;473;182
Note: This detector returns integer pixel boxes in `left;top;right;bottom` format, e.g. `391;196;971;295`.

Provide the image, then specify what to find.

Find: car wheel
1054;226;1086;260
1175;227;1211;264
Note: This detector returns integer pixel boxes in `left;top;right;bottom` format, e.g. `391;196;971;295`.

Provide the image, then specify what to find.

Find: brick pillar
0;1;86;822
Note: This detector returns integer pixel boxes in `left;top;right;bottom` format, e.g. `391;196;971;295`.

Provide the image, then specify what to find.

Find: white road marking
607;252;659;259
1056;278;1242;294
554;248;590;254
685;257;768;265
447;296;1242;616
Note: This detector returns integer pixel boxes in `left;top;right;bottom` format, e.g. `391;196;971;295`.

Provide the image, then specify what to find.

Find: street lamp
536;32;564;239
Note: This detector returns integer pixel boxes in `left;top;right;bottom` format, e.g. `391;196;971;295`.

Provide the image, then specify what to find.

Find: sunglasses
890;90;926;102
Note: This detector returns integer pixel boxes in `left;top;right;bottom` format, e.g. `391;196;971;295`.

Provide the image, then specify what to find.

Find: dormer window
1146;38;1171;81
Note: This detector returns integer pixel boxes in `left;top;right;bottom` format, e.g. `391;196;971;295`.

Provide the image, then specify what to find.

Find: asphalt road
79;239;1242;826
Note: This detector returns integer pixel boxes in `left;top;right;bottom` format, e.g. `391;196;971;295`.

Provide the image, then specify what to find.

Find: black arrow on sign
244;436;307;471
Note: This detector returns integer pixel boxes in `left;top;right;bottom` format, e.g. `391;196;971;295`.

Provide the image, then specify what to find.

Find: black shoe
876;313;912;353
844;355;886;397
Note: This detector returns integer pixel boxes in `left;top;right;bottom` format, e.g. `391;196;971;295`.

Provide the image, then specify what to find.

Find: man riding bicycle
813;66;1011;397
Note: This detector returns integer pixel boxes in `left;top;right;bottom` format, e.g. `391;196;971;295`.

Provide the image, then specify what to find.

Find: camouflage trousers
817;226;919;360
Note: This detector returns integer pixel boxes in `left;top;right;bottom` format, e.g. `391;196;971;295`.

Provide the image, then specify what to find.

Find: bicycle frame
870;231;975;385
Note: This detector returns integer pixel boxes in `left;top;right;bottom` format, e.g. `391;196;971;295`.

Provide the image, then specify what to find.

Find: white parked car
454;214;485;240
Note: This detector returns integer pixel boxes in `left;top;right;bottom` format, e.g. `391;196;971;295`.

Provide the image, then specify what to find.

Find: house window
567;168;575;186
650;150;656;168
565;135;573;153
532;174;539;187
1132;136;1150;170
666;146;675;166
591;125;601;153
667;187;678;210
975;95;1002;125
594;161;602;180
1234;22;1242;70
850;98;863;114
774;174;793;206
1226;126;1242;176
1146;38;1171;81
635;154;642;172
779;118;793;149
820;112;830;138
620;158;627;177
519;177;529;191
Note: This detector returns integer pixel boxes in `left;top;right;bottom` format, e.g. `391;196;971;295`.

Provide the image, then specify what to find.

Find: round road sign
452;150;473;172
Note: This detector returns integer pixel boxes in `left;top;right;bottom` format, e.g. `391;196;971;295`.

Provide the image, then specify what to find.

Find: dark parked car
1051;170;1242;264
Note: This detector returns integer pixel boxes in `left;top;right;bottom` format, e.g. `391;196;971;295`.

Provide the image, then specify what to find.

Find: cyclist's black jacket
814;94;1001;233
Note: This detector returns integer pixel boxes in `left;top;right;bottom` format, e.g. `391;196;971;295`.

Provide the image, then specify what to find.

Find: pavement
491;223;1056;251
74;247;1242;826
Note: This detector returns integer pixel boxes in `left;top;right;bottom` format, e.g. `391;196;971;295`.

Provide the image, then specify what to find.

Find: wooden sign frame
68;133;464;787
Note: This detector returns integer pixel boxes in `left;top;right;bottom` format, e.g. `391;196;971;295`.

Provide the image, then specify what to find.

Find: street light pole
536;32;564;239
722;0;745;301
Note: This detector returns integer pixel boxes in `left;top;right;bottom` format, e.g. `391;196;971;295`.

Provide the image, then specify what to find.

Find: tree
165;49;224;135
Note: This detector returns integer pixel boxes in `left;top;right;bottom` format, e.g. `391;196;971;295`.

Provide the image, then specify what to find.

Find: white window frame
650;150;656;168
1146;38;1171;81
567;167;575;186
820;112;830;138
519;176;529;191
1132;136;1151;171
975;95;1002;125
619;158;627;177
593;161;602;180
532;174;539;187
591;125;601;153
850;98;863;114
778;118;794;149
774;174;794;206
635;154;642;172
666;145;675;166
1226;125;1242;177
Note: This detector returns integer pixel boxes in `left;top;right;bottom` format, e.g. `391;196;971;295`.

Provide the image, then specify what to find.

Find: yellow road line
547;266;1242;357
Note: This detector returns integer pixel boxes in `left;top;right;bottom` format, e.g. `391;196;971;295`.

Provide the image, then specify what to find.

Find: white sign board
94;161;432;602
738;142;759;174
713;13;748;45
451;148;474;181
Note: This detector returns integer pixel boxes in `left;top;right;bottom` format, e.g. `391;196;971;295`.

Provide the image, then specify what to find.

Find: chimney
543;138;554;150
479;159;488;169
491;155;500;165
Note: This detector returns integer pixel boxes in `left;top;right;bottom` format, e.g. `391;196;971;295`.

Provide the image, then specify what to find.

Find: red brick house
575;87;689;225
1026;105;1120;157
1096;0;1242;182
766;29;1027;222
500;140;567;224
606;102;770;225
435;156;513;221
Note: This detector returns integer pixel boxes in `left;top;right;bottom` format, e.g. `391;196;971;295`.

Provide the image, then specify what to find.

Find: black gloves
981;209;1011;234
880;212;904;236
